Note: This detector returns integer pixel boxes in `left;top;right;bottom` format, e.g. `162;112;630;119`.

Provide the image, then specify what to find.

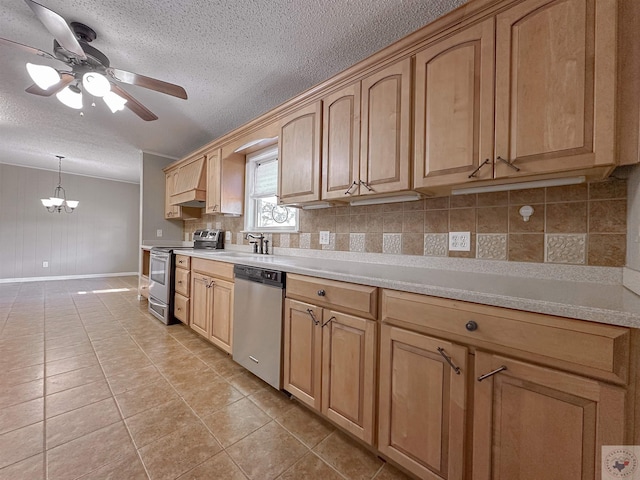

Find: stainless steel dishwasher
232;264;286;390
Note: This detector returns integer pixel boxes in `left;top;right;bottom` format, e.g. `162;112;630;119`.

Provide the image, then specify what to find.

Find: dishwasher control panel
233;264;285;288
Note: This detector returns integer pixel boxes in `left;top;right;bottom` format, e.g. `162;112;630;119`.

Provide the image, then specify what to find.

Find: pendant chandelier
41;156;79;213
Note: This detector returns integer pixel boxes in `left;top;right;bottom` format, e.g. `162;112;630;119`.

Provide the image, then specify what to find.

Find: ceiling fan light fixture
26;62;60;89
56;85;83;109
82;72;110;97
103;91;127;113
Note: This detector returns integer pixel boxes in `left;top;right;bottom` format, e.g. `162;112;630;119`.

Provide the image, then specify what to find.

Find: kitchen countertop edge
180;249;640;328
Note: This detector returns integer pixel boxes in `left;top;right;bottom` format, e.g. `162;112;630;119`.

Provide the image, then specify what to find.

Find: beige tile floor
0;276;413;480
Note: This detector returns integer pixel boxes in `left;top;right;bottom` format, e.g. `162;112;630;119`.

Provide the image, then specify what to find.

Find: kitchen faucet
245;233;268;254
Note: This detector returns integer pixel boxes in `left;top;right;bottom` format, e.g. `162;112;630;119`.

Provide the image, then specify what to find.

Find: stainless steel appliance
232;264;286;390
193;229;224;249
148;247;176;324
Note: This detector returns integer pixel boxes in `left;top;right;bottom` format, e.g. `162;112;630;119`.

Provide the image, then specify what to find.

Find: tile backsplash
184;178;627;267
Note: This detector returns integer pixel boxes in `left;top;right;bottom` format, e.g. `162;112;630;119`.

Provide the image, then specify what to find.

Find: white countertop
178;248;640;328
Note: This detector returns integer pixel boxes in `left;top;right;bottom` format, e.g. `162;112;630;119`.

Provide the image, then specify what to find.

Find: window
244;146;298;232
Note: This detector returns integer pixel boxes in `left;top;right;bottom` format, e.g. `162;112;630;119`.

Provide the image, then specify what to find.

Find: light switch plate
449;232;471;251
319;231;330;245
156;229;162;237
225;231;231;242
42;261;49;268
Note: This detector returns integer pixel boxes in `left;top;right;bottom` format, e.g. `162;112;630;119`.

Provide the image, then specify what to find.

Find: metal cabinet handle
465;321;478;331
178;260;184;264
437;347;461;375
321;316;335;328
359;180;373;191
306;308;319;325
477;365;507;382
468;158;490;178
497;156;520;172
344;181;358;195
317;289;325;297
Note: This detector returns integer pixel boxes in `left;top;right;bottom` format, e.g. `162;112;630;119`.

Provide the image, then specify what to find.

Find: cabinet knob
178;280;182;285
465;321;478;331
317;289;326;297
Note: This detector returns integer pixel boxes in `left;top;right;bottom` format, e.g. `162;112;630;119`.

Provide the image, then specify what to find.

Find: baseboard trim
0;272;137;284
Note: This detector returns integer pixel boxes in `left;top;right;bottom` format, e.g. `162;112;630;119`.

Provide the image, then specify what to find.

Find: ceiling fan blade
24;0;86;60
110;84;158;121
25;72;74;96
0;37;57;61
107;68;187;100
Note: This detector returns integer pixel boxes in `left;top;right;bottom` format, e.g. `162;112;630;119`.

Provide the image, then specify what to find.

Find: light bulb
103;91;127;113
26;63;60;89
56;86;83;109
82;72;110;97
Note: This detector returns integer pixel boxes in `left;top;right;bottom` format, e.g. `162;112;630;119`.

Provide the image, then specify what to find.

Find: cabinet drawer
286;273;377;320
381;289;630;383
174;293;189;324
175;268;190;296
175;255;191;270
191;258;234;281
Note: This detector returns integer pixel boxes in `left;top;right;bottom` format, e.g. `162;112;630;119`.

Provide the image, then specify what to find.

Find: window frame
244;146;299;233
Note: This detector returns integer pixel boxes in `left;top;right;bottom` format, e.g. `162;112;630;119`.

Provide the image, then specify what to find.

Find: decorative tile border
299;233;311;249
382;233;402;254
424;234;448;257
350;233;365;253
545;234;586;265
477;234;507;261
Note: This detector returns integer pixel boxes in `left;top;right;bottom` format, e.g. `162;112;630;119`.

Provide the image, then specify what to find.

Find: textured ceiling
0;0;465;183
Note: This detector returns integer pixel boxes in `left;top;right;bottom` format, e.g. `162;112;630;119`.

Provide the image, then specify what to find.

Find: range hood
169;156;206;207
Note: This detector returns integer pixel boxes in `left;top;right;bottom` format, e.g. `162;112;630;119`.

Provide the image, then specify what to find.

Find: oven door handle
151;253;170;260
148;297;166;308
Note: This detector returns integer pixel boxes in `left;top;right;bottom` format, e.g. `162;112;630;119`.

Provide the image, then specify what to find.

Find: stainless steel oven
148;247;174;324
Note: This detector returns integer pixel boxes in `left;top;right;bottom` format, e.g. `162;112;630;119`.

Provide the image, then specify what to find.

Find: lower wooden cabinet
472;351;626;480
378;324;467;480
190;268;234;353
283;298;377;444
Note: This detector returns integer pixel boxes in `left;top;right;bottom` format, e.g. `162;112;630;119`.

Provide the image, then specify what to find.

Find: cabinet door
206;149;221;214
190;274;211;338
278;101;322;204
494;0;616;178
321;310;376;445
322;83;361;200
360;58;411;195
164;172;180;219
414;19;495;188
283;299;322;410
210;279;234;354
379;325;467;480
473;351;626;480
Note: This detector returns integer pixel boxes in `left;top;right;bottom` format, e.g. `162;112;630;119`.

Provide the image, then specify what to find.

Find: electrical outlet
156;229;162;237
225;231;232;242
42;261;49;268
449;232;471;251
319;231;330;245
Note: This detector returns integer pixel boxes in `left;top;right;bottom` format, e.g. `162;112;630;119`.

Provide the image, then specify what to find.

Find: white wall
141;152;183;243
0;163;139;280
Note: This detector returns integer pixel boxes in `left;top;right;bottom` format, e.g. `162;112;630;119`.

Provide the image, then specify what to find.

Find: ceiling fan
0;0;188;121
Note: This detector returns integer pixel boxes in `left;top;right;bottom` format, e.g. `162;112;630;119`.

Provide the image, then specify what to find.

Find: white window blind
253;159;278;197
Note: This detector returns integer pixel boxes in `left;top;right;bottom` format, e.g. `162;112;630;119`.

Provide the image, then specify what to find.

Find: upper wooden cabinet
414;19;496;188
322;83;361;200
164;171;180;219
360;58;412;195
494;0;616;178
414;0;618;191
322;59;412;200
205;148;245;215
278;101;322;204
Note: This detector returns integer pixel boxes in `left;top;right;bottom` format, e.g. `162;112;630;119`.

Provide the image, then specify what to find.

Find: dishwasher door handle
249;356;259;364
